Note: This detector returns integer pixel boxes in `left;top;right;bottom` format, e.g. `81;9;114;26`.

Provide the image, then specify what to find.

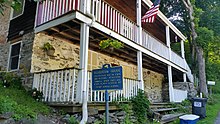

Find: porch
35;0;191;76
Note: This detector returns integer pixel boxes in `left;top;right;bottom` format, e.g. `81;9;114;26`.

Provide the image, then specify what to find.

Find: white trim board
35;13;77;33
7;41;22;72
10;0;25;20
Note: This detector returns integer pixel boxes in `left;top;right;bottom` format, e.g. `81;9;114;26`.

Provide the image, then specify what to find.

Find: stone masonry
0;7;10;44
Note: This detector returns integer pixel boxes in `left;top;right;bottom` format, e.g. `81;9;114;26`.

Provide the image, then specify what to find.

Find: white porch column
168;65;174;102
76;23;90;103
166;26;171;60
183;73;187;82
166;26;174;102
181;40;185;58
77;23;90;124
137;0;144;90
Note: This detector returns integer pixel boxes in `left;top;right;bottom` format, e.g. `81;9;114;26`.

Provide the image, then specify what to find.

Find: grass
0;85;51;120
170;81;220;124
197;94;220;124
197;80;220;124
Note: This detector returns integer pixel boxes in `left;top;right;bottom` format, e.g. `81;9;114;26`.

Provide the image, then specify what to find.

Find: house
0;0;195;105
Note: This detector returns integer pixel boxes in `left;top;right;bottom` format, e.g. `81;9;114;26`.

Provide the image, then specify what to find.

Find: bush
0;84;50;120
29;88;44;101
131;89;150;124
0;72;22;89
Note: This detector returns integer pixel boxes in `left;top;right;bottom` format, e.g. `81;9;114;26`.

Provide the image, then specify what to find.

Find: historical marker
92;64;123;124
92;64;123;90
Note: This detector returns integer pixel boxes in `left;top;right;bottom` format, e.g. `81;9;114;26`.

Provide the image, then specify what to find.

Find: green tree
0;0;21;15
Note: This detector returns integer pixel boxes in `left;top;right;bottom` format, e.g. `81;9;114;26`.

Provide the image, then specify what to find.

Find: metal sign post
105;90;109;124
92;64;123;124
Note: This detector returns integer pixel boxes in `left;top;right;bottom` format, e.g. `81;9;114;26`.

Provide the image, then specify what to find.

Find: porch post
166;26;171;60
137;0;144;90
168;65;174;102
76;23;90;103
183;73;187;82
181;40;185;58
166;26;174;102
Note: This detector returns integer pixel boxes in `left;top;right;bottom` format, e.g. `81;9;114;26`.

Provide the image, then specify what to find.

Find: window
11;0;25;19
8;42;22;71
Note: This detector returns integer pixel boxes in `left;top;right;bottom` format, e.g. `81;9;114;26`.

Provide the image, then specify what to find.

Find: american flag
142;0;161;23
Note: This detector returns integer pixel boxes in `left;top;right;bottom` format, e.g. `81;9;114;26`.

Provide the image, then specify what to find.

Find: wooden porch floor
47;102;125;113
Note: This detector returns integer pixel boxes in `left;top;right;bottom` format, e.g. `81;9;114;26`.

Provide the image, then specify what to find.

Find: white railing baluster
72;69;76;102
63;70;68;101
52;72;56;102
45;73;50;101
67;69;71;102
48;72;53;101
107;5;110;28
39;73;43;93
101;1;104;24
59;70;63;101
56;71;60;101
42;73;47;99
90;72;93;102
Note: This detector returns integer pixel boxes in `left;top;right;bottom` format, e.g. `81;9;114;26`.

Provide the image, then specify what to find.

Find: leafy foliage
0;81;50;120
131;89;150;124
0;0;21;15
42;42;55;51
29;88;44;101
119;104;133;124
99;39;123;49
196;27;214;50
0;72;22;89
69;115;79;124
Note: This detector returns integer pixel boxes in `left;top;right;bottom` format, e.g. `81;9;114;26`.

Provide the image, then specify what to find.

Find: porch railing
173;88;187;102
90;0;137;42
33;68;141;102
36;0;80;26
171;51;185;68
142;30;170;59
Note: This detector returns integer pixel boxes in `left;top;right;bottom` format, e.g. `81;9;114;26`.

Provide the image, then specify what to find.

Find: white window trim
7;41;22;72
10;0;25;20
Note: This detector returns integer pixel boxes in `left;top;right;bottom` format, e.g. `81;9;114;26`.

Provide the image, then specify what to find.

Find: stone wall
0;7;10;44
17;32;35;87
31;33;164;102
0;7;11;71
0;32;35;87
0;43;10;71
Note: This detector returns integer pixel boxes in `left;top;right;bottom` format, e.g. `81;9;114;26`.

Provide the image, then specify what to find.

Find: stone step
152;107;178;113
160;113;184;124
150;105;168;109
151;102;172;105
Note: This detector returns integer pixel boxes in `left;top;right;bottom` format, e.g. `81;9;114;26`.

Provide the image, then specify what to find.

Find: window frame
10;0;25;20
7;41;22;72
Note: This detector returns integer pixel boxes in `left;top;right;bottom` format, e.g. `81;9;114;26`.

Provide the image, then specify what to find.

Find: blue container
179;114;199;124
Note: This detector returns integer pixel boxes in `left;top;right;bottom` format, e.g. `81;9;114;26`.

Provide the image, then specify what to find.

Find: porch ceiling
42;19;170;75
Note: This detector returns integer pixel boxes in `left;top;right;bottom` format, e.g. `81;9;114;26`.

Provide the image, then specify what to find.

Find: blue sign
92;64;123;90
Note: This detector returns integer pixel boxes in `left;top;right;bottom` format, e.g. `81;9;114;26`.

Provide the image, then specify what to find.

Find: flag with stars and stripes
141;0;161;23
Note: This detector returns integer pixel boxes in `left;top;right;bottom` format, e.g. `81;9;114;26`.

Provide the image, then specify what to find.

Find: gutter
79;7;95;124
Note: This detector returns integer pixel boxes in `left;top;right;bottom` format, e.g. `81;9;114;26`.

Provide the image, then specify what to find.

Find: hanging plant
42;42;55;56
99;39;123;50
